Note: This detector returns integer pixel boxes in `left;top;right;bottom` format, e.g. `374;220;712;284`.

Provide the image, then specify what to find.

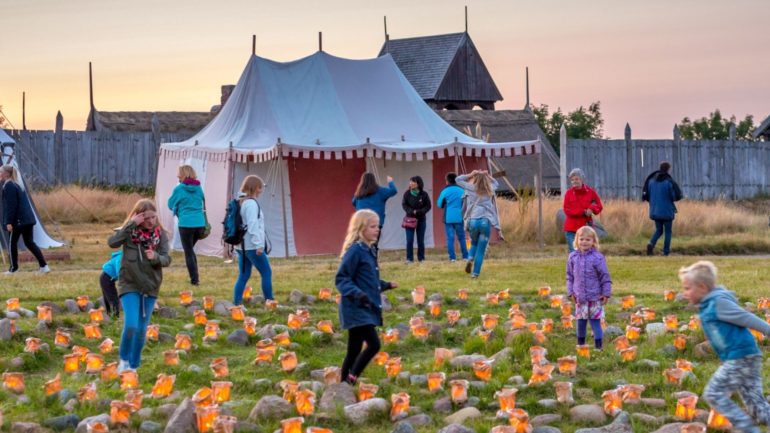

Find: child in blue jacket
99;250;123;317
336;209;398;384
680;261;770;433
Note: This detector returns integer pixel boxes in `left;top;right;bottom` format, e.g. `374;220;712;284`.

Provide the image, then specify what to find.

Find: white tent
157;52;541;257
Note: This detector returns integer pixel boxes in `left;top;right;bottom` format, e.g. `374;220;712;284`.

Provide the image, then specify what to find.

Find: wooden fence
562;125;770;200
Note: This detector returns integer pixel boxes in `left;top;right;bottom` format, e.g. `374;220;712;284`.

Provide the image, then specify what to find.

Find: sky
2;0;769;138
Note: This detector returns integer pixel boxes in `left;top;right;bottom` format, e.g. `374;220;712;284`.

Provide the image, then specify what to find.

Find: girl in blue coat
336;209;398;384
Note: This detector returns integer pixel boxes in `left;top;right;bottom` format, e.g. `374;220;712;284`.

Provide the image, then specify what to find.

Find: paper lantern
210;357;229;378
229;306;245;322
511;312;527;329
179;290;193;306
43;373;62;396
478;329;492;342
211;381;232;403
390;392;410;421
280;380;299;402
529;364;554;385
295;389;316;416
434;348;454;367
612;335;631;352
602;389;623;415
163;350;179;366
625;326;641;341
101;362;118;381
473;360;492;382
758;297;770;310
674;334;688;351
89;308;105;323
527;322;539;332
549;295;562;309
72;345;90;361
621;295;635;310
409;315;425;329
213;416;238;433
538;286;551;297
280;417;304;433
24;337;42;353
150;373;175;398
239;316;256;335
242;286;252;301
123;388;142;412
675;359;693;372
280;352;298;372
495;387;518;415
576;344;590;358
256;338;277;352
641;308;656;321
555;381;574;404
266;299;279;310
561;315;574;329
110;400;133;426
203;296;215;311
629;312;645;327
679;424;706;433
96;337;113;354
323;367;340;385
204;322;220;341
620;384;645;404
664;315;679;332
411;286;425;305
529;346;548;366
64;353;80;373
318;287;332;300
446;309;461;325
373;351;389;366
316;320;333;334
287;314;303;330
482;313;499;330
664;290;676;302
450;379;469;403
275;332;291;346
620;346;638;362
3;372;24;394
254;349;274;365
196;404;220;433
675;395;698;421
86;421;109;433
532;330;547;345
357;382;378;401
561;302;572;317
77;381;98;402
689;315;701;331
707;408;732;430
6;297;20;311
175;333;192;351
458;288;468;301
193;387;214;407
120;370;139;390
663;368;686;385
74;295;89;310
411;324;430;340
383;329;400;344
498;288;510;300
428;300;441;317
557;356;577;376
85;353;105;374
427;372;445;392
194;309;208;326
486;293;500;305
37;304;53;323
541;318;554;334
81;322;101;340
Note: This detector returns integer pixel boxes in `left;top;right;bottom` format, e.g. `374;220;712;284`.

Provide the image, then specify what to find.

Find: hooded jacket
2;180;36;228
167;182;206;228
566;248;612;303
699;287;770;361
643;171;683;221
107;221;172;298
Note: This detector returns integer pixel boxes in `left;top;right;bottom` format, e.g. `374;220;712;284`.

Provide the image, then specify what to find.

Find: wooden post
22;92;26;131
625;123;633;200
87;62;96;131
54;111;63;186
525;67;530;111
252;35;256;55
729;123;737;199
672;125;681;192
383;16;388;40
318;32;322;52
465;6;468;33
537;141;544;249
151;113;161;184
278;145;290;258
559;124;567;198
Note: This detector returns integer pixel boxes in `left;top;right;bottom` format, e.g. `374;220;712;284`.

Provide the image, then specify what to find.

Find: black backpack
222;198;271;254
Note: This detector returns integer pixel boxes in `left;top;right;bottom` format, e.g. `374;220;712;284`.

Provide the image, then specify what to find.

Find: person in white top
232;175;273;304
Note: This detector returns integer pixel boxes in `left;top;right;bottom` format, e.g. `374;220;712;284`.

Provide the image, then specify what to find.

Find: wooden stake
318;32;322;52
252;35;256;55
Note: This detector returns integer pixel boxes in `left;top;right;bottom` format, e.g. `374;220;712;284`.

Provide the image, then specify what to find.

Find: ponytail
0;165;22;189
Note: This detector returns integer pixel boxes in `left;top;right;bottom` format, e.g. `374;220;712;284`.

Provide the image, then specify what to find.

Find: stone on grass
437;424;475;433
381;294;392;311
645;323;666;338
449;354;487;369
533;427;562;433
641;398;666;408
43;414;80;431
651;423;706;433
35;320;49;332
631;413;659;425
603;326;623;337
63;398;77;412
214;301;234;316
391;421;416;433
569;404;607;424
136;408;153;419
163;398;196;433
319;383;356;412
140;421;163;433
4;311;20;320
187;364;202;374
433;397;453;413
409;374;427;386
157;403;179;419
508;375;525;385
249;395;293;421
157;306;177;319
10;356;24;368
403;414;432;427
637;359;660;369
64;299;79;314
532;414;562;426
538;399;559;409
227;329;250;346
463;396;480;408
693;341;713;359
289;290;304;304
574;411;632;433
158;332;174;343
75;414;110;433
234;421;260;433
11;423;46;433
343;398;389;425
444;407;481;425
256;325;276;339
489;347;512;366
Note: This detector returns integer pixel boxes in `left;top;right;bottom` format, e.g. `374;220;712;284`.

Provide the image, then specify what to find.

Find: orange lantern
620;384;645;404
150;373;175;398
681;424;705;433
428;300;441;317
6;297;20;311
266;299;279;310
383;328;400;344
507;408;532;433
411;286;425;305
145;325;160;341
529;364;554;385
641;307;656;321
318;287;332;300
203;296;215;311
561;315;574;329
180;290;193;306
473;360;492;381
532;330;547;345
498;288;510;299
24;337;42;353
242;286;253;301
64;353;80;373
323;367;340;385
280;417;304;433
357;382;378;401
495;387;518;415
110;400;133;426
663;368;686;385
76;295;90;309
256;338;277;352
541;318;554;334
211;381;232;403
676;359;693;372
72;345;90;361
759;297;770;310
664;315;679;332
280;380;299;402
175;333;192;351
625;326;641;341
120;370;139;390
316;320;334;334
163;350;179;366
630;312;645;327
707;408;732;430
204;322;220;341
409;315;425;329
602;389;623;415
101;362;118;382
576;344;590;358
412;323;430;340
689;315;700;331
538;286;551;297
85;353;105;374
427;372;445;392
620;346;638;362
529;346;547;366
125;388;143;411
295;389;316;416
83;322;102;339
527;322;539;333
612;335;631;352
555;381;574;404
287;314;303;330
549;295;562;309
241;316;257;335
280;352;298;372
450;379;469;403
675;395;698;421
446;309;461;325
255;349;274;364
557;356;577;376
213;416;238;433
194;309;208;326
482;313;499;330
390;392;410;421
621;295;635;310
275;332;291;346
664;290;676;301
229;306;245;322
434;348;454;367
86;422;109;433
674;334;688;351
511;312;527;329
89;308;105;323
478;329;492;342
196;404;220;433
373;351;390;366
37;304;53;323
486;293;500;305
305;428;332;433
97;338;114;354
43;373;62;396
193;387;214;407
3;372;24;394
77;381;98;402
458;288;468;301
210;357;229;378
385;357;402;378
561;302;572;316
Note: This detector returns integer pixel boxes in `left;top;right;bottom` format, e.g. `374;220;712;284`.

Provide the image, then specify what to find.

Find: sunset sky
2;0;768;138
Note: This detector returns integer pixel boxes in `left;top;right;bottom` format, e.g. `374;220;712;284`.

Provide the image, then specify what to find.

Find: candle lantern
44;373;62;396
374;351;390;366
211;381;233;403
357;382;378;401
203;296;214;311
110;401;133;426
24;337;42;353
529;346;548;366
266;299;279;310
125;388;143;412
280;380;299;402
213;416;238;433
664;315;679;332
383;329;400;344
242;286;252;302
210;357;229;378
6;297;20;311
76;295;90;310
613;335;631;351
707;408;732;430
507;409;532;433
323;367;340;385
511;311;527;329
557;356;577;376
561;302;572;316
411;286;425;305
101;362;118;381
664;290;676;302
229;306;245;322
72;345;90;361
674;334;688;350
98;338;114;354
37;304;53;323
280;417;304;433
473;360;492;382
602;389;623;415
428;300;441;317
120;370;139;390
620;384;645;404
688;315;700;331
434;348;454;367
390;392;410;421
457;288;468;301
498;288;510;299
163;350;179;366
194;309;208;326
295;389;316;416
482;313;499;330
676;359;693;372
538;286;551;297
675;395;698;421
758;297;770;310
316;320;334;334
287;314;303;330
561;315;574;329
86;422;109;433
280;352;298;372
193;387;214;407
541;318;554;334
145;324;159;341
275;332;291;346
427;372;445;392
318;287;332;300
196;404;220;433
77;381;98;402
532;330;547;345
64;353;80;373
89;308;105;323
630;312;645;327
204;322;220;341
495;387;518;415
450;379;469;403
527;322;539;333
150;374;175;398
176;333;193;351
180;290;193;306
486;293;500;305
576;344;590;358
621;295;635;310
478;329;492;342
549;295;562;309
663;368;686;385
555;381;574;404
409;316;425;330
256;337;278;353
680;423;706;433
620;346;638;362
3;372;24;394
85;353;105;374
253;349;275;365
82;322;101;339
446;309;460;325
529;364;554;385
641;308;656;321
625;326;641;341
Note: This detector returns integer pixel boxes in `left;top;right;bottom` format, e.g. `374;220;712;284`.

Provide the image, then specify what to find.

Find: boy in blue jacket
99;251;123;317
680;261;770;433
437;172;468;262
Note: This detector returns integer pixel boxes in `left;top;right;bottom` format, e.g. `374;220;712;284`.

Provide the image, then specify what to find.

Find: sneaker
465;260;473;274
449;259;456;263
3;270;17;276
39;265;50;274
471;274;479;279
646;244;653;256
405;260;413;264
117;359;130;373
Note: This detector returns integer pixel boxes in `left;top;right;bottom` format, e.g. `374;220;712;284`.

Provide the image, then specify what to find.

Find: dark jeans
649;219;673;255
577;319;604;349
405;218;426;262
179;227;204;284
340;324;381;381
8;224;47;272
99;272;120;317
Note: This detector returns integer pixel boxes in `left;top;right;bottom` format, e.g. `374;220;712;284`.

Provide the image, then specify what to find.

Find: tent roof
0;129;15;145
161;51;539;162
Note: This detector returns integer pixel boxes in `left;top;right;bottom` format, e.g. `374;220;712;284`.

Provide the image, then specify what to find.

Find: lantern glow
664;315;679;332
676;359;693;372
242;286;252;301
77;381;98;402
75;295;89;309
549;295;562;308
175;333;192;351
625;326;641;341
357;382;378;401
101;362;118;381
532;330;547;345
473;360;492;382
390;392;410;421
98;338;114;354
266;299;278;310
557;356;577;376
641;308;656;321
3;372;24;394
507;408;532;433
555;381;574;404
196;404;220;433
621;295;635;310
663;368;686;385
426;372;445;392
482;314;499;330
561;315;574;329
576;344;590;358
211;381;232;403
411;286;425;305
179;290;193;306
210;357;229;378
280;417;304;433
254;349;276;364
164;350;179;366
316;320;333;334
664;290;676;301
450;379;469;403
458;288;468;300
409;323;429;339
602;389;623;415
620;384;645;404
446;309;460;325
110;401;133;426
295;389;316;416
229;306;245;322
383;329;400;344
280;380;299;402
44;373;62;396
280;352;298;372
674;334;688;350
689;316;700;331
374;351;390;366
287;314;303;330
675;395;698;421
620;346;638;362
85;353;105;374
323;367;340;385
150;374;175;398
86;422;109;433
83;322;102;339
6;297;20;311
120;370;139;390
89;308;105;323
243;317;257;335
538;286;551;297
630;312;645;326
318;287;332;300
511;312;527;329
707;408;732;430
194;309;208;326
204;322;220;341
486;293;500;305
495;387;518;415
275;332;291;346
203;296;214;311
37;304;53;322
529;364;554;385
193;387;213;407
613;335;631;351
541;318;554;333
428;300;441;317
64;353;80;373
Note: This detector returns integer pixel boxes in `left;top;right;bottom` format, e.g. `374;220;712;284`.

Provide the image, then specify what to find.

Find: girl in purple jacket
566;226;612;350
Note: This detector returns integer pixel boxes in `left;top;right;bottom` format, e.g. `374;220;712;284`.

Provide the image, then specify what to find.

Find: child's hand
131;213;145;225
145;249;156;260
390;282;398;289
600;296;608;305
569;295;576;304
386;176;393;183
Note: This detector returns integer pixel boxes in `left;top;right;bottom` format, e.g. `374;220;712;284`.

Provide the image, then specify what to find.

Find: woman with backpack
232;175;273;305
167;165;206;286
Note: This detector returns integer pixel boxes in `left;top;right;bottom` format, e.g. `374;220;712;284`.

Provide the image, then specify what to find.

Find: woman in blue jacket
437;172;468;262
167;165;206;285
0;165;48;274
336;209;398;384
642;161;683;256
352;172;397;247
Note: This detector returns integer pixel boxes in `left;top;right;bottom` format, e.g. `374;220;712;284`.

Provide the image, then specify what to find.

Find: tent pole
537;142;544;249
278;148;290;258
226;143;236;260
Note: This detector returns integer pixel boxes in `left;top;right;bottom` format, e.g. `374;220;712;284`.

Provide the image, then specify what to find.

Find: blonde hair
573;225;600;250
340;209;379;257
239;175;264;200
1;164;22;188
122;198;162;230
470;172;493;197
678;260;717;289
177;165;197;180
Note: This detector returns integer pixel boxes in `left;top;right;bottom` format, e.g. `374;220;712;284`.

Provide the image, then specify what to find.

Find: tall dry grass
32;186;147;224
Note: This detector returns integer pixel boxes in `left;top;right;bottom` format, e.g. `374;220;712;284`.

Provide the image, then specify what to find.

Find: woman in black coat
401;175;431;263
1;165;48;274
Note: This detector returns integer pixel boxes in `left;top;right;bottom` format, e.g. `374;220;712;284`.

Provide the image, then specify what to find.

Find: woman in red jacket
563;168;603;253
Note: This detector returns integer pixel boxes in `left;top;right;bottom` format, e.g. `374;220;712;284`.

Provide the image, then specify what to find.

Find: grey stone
569;404;607;425
304;295;316;304
673;391;697;399
343;398;389;425
508;375;525;385
532;414;562;426
10;356;24;368
158;332;174;343
603;326;623;337
469;381;486;390
391;421;417;433
234;421;260;433
464;396;480;408
433;397;453;413
457;318;470;327
256;324;276;339
319;382;357;412
214;301;234;316
449;354;487;368
252;378;272;389
19;307;35;318
637;359;660;369
157;403;179;419
310;369;325;381
4;311;20;320
538;399;559;409
63;398;77;412
58;389;76;404
43;414;80;431
436;424;475;433
16;394;30;404
641;398;666;408
64;299;80;314
158;307;177;319
140;422;163;433
227;329;250;346
187;364;202;374
489;347;512;366
409;374;427;386
661;345;678;356
574;411;632;433
35;320;49;332
650;423;692;433
136;408;154;419
381;294;392;311
444;407;481;425
163;398;196;433
289;290;305;304
397;371;411;384
533;427;562;433
404;413;432;426
631;413;659;425
693;341;713;359
645;323;666;338
75;414;110;433
11;423;46;433
249;395;293;421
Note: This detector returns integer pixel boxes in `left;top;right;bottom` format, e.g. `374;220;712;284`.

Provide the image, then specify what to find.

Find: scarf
182;178;201;186
410;189;419;196
130;226;161;251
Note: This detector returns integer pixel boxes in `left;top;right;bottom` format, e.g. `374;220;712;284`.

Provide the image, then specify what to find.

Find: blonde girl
0;164;49;274
455;169;500;278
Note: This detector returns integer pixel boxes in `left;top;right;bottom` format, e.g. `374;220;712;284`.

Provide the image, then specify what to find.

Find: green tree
532;101;604;155
677;110;754;140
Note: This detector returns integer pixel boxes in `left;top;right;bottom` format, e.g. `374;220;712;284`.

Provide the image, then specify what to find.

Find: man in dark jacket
642;161;683;256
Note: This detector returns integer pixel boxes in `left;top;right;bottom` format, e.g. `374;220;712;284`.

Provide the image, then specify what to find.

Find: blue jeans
444;222;468;261
649;219;673;255
565;231;576;253
405;219;426;262
577;319;604;348
468;218;491;276
233;249;273;304
119;292;157;369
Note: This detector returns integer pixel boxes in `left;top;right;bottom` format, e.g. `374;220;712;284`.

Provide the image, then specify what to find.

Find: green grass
1;223;769;432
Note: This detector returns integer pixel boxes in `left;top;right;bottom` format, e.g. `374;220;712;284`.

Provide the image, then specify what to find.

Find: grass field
1;219;770;433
